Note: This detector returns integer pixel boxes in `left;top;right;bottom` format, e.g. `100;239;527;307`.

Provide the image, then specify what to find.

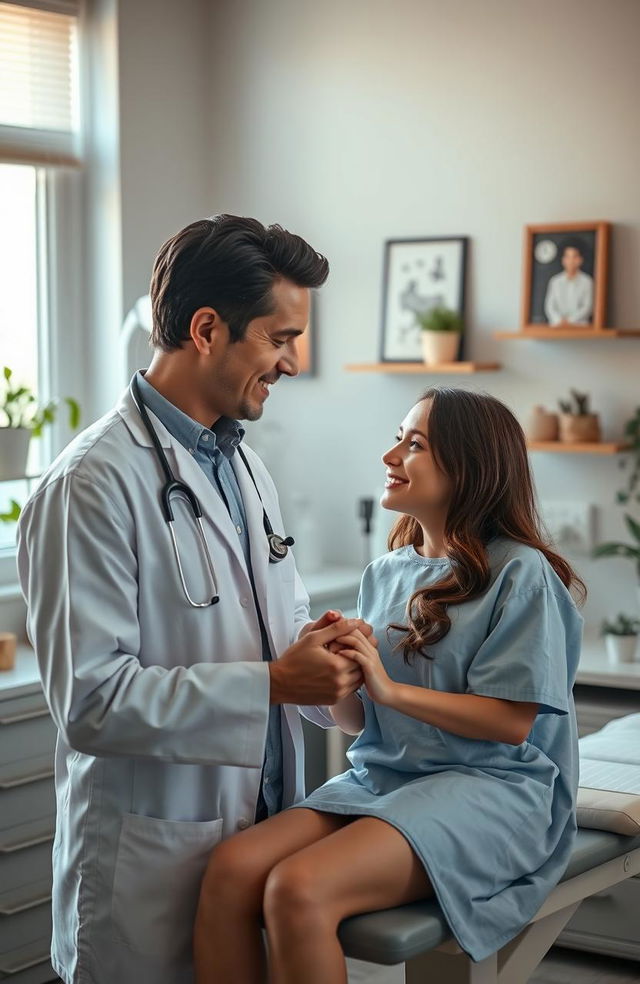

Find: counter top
576;632;640;690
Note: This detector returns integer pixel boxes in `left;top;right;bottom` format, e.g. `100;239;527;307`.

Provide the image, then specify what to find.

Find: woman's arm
329;692;365;735
339;631;538;746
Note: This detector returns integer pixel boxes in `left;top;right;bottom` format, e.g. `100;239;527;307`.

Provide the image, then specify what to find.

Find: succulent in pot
415;306;464;365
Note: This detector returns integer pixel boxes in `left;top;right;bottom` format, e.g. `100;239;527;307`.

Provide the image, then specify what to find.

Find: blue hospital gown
298;537;582;961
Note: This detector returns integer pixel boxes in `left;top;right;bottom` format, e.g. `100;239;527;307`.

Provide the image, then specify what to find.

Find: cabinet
0;649;57;984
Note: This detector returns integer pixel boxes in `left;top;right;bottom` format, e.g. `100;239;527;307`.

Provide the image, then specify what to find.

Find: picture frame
380;236;468;363
521;221;610;332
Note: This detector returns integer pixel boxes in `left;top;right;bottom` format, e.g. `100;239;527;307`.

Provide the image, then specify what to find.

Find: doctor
17;215;368;984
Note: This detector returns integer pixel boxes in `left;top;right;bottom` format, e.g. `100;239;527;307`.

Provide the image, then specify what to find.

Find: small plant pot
0;427;31;480
421;331;461;365
527;407;559;442
558;413;601;443
605;633;639;664
0;633;17;672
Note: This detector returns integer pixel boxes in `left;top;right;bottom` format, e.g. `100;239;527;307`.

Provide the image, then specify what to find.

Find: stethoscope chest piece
268;532;295;564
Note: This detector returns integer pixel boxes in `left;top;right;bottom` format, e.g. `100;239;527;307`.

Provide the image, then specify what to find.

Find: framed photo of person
380;236;468;362
521;221;610;332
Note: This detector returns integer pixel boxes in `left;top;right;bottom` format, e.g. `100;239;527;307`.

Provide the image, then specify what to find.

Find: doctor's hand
270;619;364;706
299;610;376;644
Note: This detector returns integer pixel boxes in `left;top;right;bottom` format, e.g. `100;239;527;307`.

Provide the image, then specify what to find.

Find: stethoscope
130;374;294;608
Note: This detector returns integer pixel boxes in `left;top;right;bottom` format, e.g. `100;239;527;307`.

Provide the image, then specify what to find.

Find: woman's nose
382;445;401;466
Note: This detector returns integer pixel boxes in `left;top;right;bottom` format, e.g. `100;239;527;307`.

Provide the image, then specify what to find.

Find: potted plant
601;613;640;663
415;306;464;365
557;388;601;443
0;366;80;482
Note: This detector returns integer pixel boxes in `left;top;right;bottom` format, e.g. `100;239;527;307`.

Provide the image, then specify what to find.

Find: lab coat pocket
110;812;223;959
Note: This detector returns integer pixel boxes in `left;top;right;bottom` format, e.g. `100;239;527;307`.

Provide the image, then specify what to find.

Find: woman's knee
199;835;264;913
263;857;332;930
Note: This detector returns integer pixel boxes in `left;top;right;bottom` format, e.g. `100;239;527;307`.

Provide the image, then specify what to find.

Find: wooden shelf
495;328;640;339
345;361;501;374
527;441;631;454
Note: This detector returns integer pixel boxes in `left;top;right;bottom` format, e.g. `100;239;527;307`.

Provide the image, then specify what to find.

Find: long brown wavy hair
388;388;586;661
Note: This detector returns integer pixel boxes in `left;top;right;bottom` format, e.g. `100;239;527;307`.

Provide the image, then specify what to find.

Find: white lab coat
17;385;334;984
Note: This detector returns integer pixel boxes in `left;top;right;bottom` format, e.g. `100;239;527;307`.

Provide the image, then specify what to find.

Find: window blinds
0;0;80;166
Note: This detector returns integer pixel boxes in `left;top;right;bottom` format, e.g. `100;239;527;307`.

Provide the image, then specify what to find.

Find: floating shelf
527;441;631;454
345;361;501;374
495;328;640;339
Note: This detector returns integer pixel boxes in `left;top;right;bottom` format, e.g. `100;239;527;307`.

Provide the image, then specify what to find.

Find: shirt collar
136;371;244;460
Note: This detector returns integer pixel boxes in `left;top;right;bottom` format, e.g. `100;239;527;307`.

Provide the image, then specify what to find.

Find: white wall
205;0;640;629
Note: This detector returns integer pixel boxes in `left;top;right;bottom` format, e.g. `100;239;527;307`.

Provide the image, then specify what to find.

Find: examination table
337;714;640;983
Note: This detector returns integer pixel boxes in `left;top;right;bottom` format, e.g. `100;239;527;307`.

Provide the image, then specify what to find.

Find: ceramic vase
527;406;559;442
605;634;638;664
0;427;31;480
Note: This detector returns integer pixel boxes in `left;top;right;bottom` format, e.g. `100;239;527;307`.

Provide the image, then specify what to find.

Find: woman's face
380;400;452;522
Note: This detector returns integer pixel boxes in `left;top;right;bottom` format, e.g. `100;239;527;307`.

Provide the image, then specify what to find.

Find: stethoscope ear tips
211;596;220;605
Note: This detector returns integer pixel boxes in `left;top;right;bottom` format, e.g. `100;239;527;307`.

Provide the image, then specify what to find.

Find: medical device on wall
130;374;294;608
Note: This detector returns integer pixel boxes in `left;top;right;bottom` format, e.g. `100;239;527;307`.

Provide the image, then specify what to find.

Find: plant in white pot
601;613;640;664
415;306;464;365
0;365;80;486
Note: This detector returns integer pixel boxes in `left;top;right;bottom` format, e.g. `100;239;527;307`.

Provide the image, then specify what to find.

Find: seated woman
193;387;585;984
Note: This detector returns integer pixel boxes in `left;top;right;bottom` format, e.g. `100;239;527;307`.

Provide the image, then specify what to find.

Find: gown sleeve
465;584;582;715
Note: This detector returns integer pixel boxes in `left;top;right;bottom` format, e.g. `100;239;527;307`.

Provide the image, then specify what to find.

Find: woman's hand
337;630;397;706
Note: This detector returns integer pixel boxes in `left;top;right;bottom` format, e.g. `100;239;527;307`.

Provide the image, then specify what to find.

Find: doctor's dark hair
149;215;329;350
387;388;586;663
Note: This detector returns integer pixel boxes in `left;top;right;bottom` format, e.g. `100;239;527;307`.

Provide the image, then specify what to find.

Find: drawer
0;841;52;895
560;874;640;960
0;775;55;833
0;900;52;957
0;697;56;768
0;936;53;984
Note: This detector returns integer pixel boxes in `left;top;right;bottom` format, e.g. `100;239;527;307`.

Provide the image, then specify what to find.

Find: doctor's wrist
268;662;286;705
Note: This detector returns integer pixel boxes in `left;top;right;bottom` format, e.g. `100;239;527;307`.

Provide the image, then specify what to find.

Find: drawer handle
0;707;50;725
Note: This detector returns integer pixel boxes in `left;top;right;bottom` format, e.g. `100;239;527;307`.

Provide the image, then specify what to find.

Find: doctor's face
212;278;309;421
381;400;452;523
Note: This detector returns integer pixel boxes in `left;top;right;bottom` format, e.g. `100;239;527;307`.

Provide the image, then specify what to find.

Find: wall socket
540;500;595;553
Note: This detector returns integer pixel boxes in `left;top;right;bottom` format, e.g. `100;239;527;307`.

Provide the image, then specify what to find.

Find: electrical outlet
540;500;595;553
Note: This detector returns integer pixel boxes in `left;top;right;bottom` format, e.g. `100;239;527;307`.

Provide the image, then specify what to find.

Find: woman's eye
409;440;422;449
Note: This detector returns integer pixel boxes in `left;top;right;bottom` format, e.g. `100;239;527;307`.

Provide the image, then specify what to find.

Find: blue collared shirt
136;372;283;819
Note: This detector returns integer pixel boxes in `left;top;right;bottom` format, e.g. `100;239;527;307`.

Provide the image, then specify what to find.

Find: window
0;0;82;564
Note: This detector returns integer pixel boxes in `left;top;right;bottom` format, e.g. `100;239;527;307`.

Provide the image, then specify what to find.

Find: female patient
193;387;585;984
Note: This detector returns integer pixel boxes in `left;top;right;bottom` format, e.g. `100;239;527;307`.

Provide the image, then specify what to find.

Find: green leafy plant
1;366;80;437
601;612;640;636
558;388;591;415
415;306;464;334
616;405;640;506
592;513;640;580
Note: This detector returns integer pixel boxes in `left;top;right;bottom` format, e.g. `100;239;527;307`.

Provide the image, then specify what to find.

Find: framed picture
521;221;610;332
380;237;468;362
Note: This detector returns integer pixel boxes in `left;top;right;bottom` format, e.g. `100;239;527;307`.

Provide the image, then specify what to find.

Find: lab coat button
238;817;251;830
240;597;249;607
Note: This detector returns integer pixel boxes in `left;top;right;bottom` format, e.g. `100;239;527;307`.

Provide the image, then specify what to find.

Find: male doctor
17;215;368;984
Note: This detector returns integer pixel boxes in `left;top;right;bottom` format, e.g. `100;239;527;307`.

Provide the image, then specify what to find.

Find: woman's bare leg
193;808;351;984
263;816;432;984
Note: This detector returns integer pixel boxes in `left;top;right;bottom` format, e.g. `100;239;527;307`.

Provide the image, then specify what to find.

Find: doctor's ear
189;306;229;355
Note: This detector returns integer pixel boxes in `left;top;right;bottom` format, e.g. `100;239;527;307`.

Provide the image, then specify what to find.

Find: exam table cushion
577;713;640;835
338;828;640;965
